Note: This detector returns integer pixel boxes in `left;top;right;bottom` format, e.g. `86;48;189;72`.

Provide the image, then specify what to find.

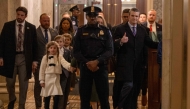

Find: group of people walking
0;4;162;109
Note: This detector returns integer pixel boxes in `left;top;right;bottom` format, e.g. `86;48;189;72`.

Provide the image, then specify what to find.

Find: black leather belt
16;51;24;54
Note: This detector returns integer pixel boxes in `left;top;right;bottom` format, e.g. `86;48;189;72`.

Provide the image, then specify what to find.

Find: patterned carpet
2;76;148;109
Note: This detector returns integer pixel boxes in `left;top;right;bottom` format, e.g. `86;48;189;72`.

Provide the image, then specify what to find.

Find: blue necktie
45;29;48;43
132;27;136;36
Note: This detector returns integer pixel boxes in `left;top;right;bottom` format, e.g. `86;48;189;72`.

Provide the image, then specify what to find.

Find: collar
16;20;25;26
40;26;49;32
128;22;137;28
86;23;100;28
147;21;156;27
64;46;70;50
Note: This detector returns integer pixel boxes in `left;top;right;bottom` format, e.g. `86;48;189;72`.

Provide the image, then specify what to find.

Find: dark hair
40;13;48;20
129;8;140;15
59;17;74;35
140;13;147;16
16;6;28;15
122;8;130;14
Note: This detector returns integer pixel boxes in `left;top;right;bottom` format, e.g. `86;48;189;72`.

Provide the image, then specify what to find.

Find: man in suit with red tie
144;9;162;42
141;9;162;107
0;6;38;109
113;8;158;109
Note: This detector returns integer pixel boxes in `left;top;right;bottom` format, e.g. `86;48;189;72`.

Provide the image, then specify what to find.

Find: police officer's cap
69;5;80;12
83;6;102;17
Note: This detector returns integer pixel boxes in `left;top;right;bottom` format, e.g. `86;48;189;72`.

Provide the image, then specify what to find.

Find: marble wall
153;0;162;22
21;0;53;28
0;0;54;31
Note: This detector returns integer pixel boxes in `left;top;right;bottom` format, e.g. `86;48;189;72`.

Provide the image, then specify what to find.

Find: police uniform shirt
73;24;113;64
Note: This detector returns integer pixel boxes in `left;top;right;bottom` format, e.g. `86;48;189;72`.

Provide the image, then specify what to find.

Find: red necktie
149;24;152;32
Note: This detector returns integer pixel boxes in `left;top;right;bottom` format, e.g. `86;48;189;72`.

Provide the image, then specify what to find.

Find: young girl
39;41;71;109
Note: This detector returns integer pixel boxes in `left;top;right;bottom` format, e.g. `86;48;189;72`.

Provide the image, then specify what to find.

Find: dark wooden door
148;48;161;109
102;0;121;26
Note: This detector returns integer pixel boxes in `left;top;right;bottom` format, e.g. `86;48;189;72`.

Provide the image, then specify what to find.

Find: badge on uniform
83;33;88;35
99;30;104;35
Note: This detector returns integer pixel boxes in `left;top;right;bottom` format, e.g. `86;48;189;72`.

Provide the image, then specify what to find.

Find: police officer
69;5;80;30
73;6;113;109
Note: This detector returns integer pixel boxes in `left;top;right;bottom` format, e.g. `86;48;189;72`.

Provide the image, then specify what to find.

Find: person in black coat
112;8;158;109
69;5;80;30
0;6;38;109
73;6;113;109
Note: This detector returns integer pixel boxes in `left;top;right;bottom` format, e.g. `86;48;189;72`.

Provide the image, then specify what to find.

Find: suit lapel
156;23;161;31
12;20;17;44
37;26;47;43
49;28;56;41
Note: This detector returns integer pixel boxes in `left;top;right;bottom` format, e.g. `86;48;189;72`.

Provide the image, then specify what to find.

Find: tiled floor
2;76;148;109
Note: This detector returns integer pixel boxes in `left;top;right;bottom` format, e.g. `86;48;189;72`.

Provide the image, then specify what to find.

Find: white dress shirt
40;26;51;42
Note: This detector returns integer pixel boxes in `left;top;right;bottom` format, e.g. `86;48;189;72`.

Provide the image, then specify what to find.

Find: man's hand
0;58;3;66
86;60;99;72
32;61;38;73
120;32;129;45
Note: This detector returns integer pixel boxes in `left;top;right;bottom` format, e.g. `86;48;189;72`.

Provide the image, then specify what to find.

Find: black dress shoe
8;98;16;109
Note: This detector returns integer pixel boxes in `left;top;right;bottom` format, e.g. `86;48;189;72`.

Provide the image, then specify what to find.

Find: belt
16;51;24;54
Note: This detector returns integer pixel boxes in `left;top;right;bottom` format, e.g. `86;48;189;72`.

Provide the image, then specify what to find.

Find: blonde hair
97;15;107;27
45;41;60;62
54;35;64;42
62;33;72;40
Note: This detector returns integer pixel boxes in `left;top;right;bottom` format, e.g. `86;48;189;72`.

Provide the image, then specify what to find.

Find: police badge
99;30;104;35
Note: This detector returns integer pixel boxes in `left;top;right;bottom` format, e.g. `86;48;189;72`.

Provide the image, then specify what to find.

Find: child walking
53;35;73;109
39;41;72;109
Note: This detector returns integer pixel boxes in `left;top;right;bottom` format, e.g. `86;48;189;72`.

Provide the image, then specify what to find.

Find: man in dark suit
111;8;130;35
34;13;58;109
141;9;162;106
143;9;162;42
113;8;158;109
0;6;38;109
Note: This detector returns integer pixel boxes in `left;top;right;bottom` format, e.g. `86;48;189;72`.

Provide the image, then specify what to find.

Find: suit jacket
0;20;38;79
62;48;72;78
143;22;162;42
113;22;158;81
36;26;58;63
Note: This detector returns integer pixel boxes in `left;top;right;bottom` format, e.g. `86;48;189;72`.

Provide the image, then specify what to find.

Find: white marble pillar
162;0;171;108
21;0;54;28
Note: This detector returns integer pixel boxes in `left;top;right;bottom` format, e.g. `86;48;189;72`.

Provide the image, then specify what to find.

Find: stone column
186;0;190;109
162;0;190;109
21;0;54;28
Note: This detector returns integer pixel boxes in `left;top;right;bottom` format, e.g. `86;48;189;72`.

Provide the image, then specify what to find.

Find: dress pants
53;72;70;109
112;80;133;109
79;64;110;109
6;54;28;109
33;66;42;108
